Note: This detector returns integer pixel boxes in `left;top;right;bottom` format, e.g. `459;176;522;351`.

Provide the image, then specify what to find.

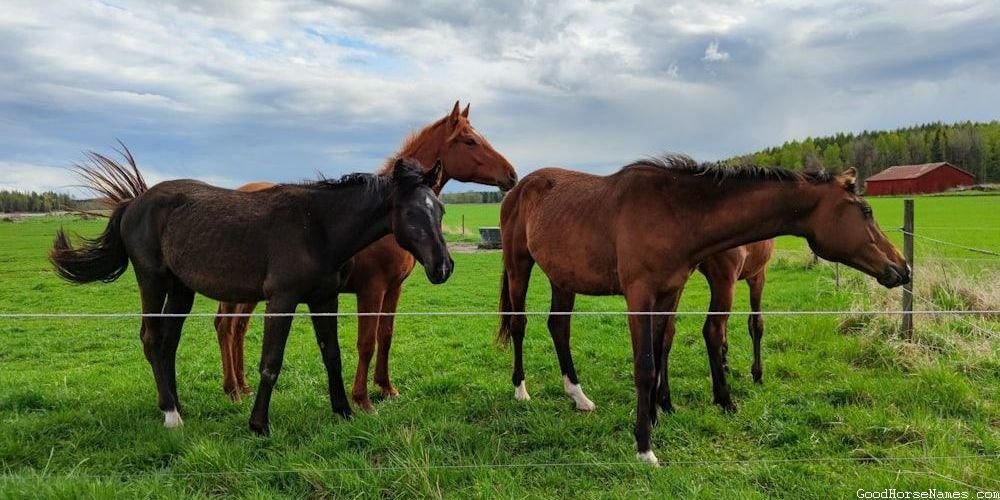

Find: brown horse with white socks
497;156;909;464
216;102;517;409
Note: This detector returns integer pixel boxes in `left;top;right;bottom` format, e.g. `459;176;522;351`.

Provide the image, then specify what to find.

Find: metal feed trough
479;227;501;249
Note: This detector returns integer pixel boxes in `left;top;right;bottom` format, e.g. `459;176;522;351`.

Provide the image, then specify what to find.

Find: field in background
0;195;997;497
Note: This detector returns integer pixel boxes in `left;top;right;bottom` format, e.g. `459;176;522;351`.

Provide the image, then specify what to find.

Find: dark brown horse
51;149;453;435
215;102;517;409
699;239;774;384
497;156;909;464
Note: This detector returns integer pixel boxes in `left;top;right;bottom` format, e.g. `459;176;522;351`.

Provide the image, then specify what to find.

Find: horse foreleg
656;292;681;415
625;285;660;465
311;295;352;420
548;286;593;411
351;290;383;412
248;298;296;436
374;284;402;398
747;270;766;384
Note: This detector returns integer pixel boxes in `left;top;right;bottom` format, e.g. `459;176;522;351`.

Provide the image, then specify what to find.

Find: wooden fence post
835;263;840;290
901;199;914;340
462;214;465;236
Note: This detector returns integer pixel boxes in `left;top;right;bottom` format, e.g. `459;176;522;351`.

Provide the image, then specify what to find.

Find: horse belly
529;230;620;295
160;217;268;303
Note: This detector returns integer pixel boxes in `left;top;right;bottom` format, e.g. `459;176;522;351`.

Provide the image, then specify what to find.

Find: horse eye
463;137;477;146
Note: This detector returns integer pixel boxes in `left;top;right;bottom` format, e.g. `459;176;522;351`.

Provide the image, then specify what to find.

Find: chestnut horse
497;156;909;464
215;102;517;409
699;239;773;384
51;150;453;435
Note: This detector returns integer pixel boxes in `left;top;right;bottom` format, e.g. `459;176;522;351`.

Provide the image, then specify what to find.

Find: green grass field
1;195;998;497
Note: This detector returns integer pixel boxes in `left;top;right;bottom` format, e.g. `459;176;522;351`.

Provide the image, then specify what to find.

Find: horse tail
497;267;514;346
51;203;131;283
50;143;148;284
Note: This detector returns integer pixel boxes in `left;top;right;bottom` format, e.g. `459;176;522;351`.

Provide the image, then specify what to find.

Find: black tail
497;268;513;346
50;142;148;284
51;203;130;283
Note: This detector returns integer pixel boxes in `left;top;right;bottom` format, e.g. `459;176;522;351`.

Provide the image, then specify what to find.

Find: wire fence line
898;229;1000;257
0;309;998;319
1;453;997;480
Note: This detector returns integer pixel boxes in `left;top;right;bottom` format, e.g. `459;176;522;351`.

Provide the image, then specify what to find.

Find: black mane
623;154;834;184
299;157;427;193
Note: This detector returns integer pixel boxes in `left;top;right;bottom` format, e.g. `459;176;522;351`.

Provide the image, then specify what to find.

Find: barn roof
866;162;974;182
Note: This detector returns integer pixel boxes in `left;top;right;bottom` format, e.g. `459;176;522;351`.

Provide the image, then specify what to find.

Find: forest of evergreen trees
730;121;1000;182
0;190;74;213
440;191;505;204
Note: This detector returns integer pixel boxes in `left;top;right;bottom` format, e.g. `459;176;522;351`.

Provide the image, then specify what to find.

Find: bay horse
214;101;517;410
496;156;910;464
51;149;453;435
698;239;774;384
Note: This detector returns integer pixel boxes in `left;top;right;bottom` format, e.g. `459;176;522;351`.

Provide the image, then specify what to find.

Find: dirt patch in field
447;242;499;253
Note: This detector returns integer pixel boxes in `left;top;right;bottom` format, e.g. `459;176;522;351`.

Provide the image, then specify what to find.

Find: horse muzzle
877;263;911;288
426;257;454;284
498;173;518;193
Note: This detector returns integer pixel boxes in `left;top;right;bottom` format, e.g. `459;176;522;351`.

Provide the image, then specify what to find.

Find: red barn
864;162;976;196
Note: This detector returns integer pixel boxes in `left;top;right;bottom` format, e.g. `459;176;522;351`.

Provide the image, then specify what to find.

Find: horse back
121;180;325;302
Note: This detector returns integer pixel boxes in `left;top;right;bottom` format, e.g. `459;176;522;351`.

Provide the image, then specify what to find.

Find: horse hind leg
746;271;766;384
160;281;195;424
216;301;255;401
503;254;534;402
136;272;185;428
548;285;594;411
704;278;737;413
374;284;402;398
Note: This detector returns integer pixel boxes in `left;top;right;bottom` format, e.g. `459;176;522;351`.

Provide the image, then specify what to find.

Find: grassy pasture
0;195;998;498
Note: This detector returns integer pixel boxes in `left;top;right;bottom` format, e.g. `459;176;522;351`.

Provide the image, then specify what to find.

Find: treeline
730;121;1000;182
0;190;74;213
441;191;505;204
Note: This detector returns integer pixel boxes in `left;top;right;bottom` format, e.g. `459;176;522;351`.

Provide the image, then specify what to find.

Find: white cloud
703;40;730;62
0;163;77;194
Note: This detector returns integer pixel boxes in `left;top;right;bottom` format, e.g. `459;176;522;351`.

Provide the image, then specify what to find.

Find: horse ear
449;101;461;123
838;167;858;191
423;159;443;188
461;103;470;118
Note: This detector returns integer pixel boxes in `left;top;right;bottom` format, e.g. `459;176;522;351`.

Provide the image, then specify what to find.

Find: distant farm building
864;162;976;196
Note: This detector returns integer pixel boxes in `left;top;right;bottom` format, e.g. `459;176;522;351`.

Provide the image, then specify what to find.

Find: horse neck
684;180;821;262
308;183;394;260
387;121;451;194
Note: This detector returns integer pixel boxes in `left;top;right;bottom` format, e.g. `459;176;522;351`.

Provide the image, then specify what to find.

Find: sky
1;0;999;195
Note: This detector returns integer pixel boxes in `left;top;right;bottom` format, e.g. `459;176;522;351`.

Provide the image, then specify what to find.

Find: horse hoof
249;420;270;436
658;399;674;414
379;386;399;398
562;376;596;411
240;386;254;395
163;410;183;429
719;401;738;414
354;397;376;413
514;381;530;401
334;406;353;420
636;450;660;466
